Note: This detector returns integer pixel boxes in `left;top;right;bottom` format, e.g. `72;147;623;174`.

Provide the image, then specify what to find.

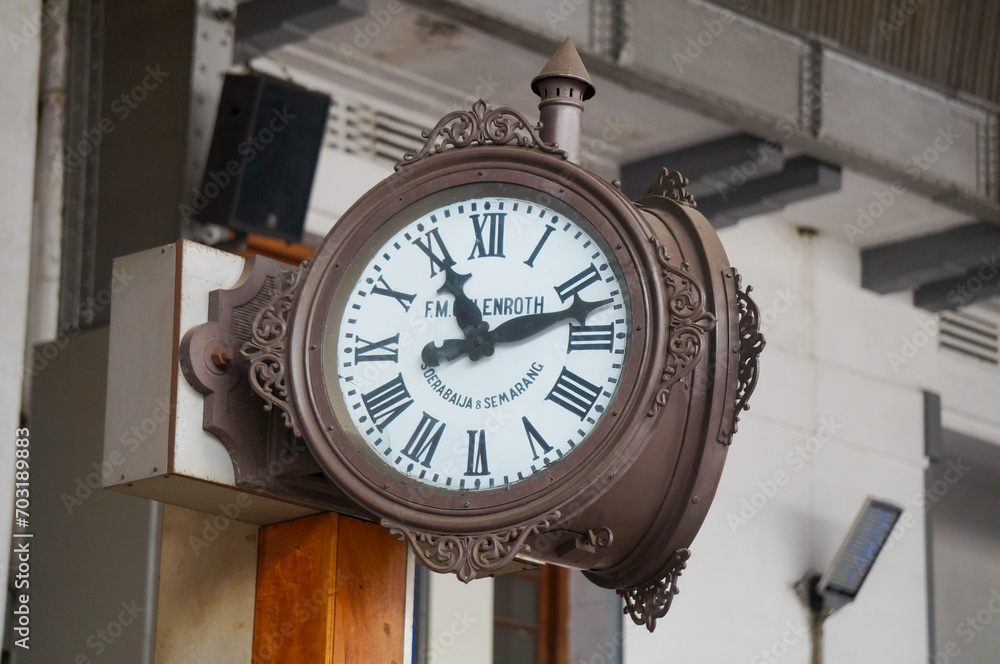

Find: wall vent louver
938;311;1000;366
326;94;427;167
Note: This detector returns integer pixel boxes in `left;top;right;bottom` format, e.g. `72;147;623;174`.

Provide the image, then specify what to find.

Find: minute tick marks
330;188;629;492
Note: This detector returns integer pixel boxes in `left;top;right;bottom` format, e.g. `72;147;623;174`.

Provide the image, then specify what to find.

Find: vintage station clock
182;39;764;631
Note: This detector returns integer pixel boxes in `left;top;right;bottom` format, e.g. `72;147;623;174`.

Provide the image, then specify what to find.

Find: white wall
425;573;494;664
623;214;1000;663
154;505;258;663
0;0;41;646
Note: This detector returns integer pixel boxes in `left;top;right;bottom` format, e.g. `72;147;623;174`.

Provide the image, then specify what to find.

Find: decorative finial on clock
531;38;595;164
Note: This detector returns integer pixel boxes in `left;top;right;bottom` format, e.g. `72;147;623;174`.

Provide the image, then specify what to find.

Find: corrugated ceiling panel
718;0;1000;105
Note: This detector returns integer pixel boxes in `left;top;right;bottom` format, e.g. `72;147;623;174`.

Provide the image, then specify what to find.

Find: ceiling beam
914;260;1000;311
236;0;367;55
621;133;785;201
405;0;1000;227
695;156;841;228
623;135;840;228
861;222;1000;295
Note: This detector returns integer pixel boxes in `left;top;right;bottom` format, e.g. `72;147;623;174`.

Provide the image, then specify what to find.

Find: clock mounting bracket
240;261;307;438
179;255;368;518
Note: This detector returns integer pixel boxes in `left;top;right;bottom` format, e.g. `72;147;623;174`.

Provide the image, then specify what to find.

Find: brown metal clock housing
182;39;763;632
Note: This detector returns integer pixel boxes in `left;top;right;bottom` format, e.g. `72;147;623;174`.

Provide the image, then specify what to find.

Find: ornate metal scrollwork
241;263;307;438
647;238;717;417
643;168;696;207
619;548;691;632
730;272;765;436
395;99;566;171
383;511;561;583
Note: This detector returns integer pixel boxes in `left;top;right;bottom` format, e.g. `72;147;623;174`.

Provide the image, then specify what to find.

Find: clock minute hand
437;265;483;331
420;294;611;366
490;294;613;344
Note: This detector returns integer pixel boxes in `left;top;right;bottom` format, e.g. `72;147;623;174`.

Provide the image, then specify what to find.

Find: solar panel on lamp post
795;497;903;664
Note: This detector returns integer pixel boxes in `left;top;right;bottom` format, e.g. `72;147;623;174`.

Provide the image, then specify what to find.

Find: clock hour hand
421;322;496;367
421;338;470;367
437;265;484;331
490;294;613;344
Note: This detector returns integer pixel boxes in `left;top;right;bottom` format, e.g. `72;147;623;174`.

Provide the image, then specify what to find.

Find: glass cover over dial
324;183;630;492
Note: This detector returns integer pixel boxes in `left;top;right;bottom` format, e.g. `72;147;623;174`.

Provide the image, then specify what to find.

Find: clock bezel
288;146;667;533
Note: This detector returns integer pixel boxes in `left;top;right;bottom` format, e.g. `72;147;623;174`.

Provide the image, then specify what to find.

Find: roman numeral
401;412;446;468
468;212;506;259
371;276;416;312
361;374;413;432
554;264;601;302
465;429;489;476
522;417;553;460
567;324;615;352
412;227;455;277
546;367;602;420
524;225;555;267
354;334;399;363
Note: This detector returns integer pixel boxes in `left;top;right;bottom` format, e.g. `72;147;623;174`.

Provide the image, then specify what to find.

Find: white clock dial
326;184;629;492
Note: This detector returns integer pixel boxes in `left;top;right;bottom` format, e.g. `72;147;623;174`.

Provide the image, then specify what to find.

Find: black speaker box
196;72;330;242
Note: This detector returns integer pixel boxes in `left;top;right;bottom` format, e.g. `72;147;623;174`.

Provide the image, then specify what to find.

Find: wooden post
252;513;409;663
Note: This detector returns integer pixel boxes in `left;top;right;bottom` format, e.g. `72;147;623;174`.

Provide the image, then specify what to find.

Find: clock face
323;182;630;493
